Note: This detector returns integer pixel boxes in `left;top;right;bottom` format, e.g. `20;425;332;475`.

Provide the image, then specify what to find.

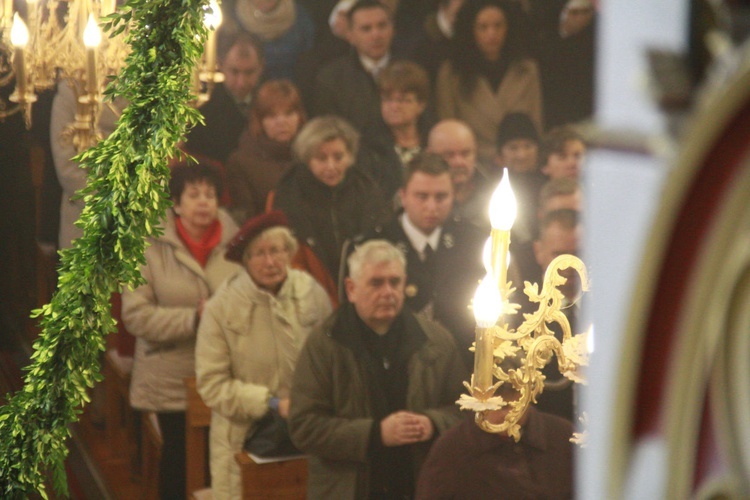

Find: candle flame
83;14;101;47
473;274;502;328
10;13;29;47
489;168;517;231
204;0;222;29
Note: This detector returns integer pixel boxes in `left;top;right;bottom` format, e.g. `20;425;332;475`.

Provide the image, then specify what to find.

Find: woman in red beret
195;210;332;499
122;162;242;499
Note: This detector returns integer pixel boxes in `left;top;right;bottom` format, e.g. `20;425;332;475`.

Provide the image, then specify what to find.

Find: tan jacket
51;80;126;249
196;269;332;500
436;58;543;165
122;209;240;411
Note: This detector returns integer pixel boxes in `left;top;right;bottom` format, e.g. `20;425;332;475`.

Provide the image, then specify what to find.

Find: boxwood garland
0;0;208;496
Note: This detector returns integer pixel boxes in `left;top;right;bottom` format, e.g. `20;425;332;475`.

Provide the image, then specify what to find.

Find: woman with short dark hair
358;60;435;204
122;162;241;499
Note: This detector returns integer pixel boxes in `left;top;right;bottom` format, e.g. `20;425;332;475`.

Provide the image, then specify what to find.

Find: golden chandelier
0;0;222;151
458;170;591;442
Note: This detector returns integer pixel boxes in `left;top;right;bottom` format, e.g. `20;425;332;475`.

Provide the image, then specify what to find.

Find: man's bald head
428;119;478;188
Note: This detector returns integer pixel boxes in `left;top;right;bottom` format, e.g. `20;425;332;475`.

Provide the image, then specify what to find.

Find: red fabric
176;218;222;267
111;293;135;357
292;243;339;308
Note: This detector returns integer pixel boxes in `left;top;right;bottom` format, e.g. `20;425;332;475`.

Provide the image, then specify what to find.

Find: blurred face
381;91;426;129
349;7;394;61
346;259;405;333
534;221;580;299
174;180;219;233
560;4;594;38
542;139;586;179
429;128;477;188
474;6;507;61
400;172;454;235
221;44;263;102
497;138;539;174
540;192;582;219
251;0;280;14
261;108;301;143
308;138;353;187
245;233;290;293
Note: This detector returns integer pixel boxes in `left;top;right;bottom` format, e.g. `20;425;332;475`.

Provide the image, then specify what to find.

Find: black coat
273;164;390;280
184;83;248;165
356;115;434;203
312;51;383;131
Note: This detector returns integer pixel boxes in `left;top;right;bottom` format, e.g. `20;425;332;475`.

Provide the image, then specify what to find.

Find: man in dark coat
184;31;264;165
363;152;487;368
416;379;574;499
289;239;467;499
312;0;395;131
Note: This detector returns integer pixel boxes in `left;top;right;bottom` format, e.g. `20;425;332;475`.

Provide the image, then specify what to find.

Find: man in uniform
364;152;486;367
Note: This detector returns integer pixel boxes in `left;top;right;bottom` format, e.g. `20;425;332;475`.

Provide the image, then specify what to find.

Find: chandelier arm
0;102;22;119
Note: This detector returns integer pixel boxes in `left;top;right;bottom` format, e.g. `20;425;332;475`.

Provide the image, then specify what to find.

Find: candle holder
193;0;223;104
457;169;591;442
0;0;129;150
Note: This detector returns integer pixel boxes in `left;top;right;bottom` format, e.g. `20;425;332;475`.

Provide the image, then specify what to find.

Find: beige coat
196;269;332;500
50;80;126;249
122;209;240;411
435;58;543;165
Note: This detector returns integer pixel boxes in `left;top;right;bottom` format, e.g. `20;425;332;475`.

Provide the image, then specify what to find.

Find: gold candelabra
194;0;224;105
1;0;223;151
457;169;591;442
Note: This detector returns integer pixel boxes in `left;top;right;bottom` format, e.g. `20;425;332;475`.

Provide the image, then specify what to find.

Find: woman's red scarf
176;217;222;268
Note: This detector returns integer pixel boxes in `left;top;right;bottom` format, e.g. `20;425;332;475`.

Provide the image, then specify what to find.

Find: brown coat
289;306;468;499
225;131;295;225
415;408;574;499
436;58;543;165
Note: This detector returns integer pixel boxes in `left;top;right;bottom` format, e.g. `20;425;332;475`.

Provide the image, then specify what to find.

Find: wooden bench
235;453;307;499
103;349;136;463
185;377;212;500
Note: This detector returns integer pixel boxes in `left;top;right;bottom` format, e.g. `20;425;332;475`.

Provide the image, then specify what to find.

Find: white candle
203;0;222;74
488;169;517;290
3;0;12;27
83;14;101;96
10;13;29;98
472;274;502;392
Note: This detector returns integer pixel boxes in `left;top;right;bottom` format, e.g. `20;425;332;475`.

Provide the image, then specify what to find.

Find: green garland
0;0;207;496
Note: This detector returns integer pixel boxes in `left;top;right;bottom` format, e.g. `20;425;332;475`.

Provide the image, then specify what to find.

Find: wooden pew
103;349;136;463
184;377;212;500
235;452;307;499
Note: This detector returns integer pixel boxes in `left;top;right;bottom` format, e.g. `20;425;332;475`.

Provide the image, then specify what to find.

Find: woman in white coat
196;210;332;500
122;162;241;499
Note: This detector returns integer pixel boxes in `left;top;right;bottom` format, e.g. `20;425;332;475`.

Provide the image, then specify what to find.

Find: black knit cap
496;112;540;148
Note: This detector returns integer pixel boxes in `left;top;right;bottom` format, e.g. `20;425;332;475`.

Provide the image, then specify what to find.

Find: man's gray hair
348;240;406;282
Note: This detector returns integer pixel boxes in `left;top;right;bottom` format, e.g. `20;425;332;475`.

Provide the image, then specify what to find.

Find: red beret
225;210;289;263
